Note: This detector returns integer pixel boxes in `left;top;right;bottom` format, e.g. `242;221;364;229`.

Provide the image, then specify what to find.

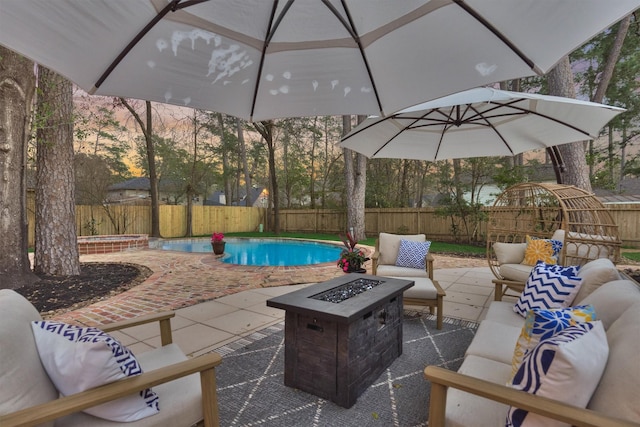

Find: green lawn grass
219;232;485;256
621;251;640;262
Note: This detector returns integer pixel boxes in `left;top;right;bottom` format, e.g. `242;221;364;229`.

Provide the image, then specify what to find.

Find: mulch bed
13;263;152;315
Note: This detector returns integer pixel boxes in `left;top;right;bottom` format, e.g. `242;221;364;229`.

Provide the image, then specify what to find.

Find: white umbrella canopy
0;0;638;121
339;87;626;161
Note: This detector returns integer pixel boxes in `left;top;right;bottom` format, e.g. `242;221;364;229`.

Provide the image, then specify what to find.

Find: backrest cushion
493;242;527;265
31;320;160;422
507;321;608;427
0;290;57;426
513;262;582;317
395;239;431;269
587;302;640;423
378;233;425;266
578;279;640;329
573;258;621;303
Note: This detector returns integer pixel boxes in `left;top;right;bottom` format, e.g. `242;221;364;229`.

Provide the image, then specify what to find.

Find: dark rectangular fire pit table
266;274;414;408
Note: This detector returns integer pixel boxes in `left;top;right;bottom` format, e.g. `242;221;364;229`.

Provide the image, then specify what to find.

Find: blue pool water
160;238;343;267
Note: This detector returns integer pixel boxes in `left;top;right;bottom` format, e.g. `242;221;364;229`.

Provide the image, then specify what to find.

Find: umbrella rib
469;104;515;156
93;0;183;92
370;110;431;157
324;0;384;116
453;0;541;75
249;0;287;121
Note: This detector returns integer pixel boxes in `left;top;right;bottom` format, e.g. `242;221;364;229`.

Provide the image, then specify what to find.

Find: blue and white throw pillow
544;263;580;277
513;262;582;317
31;321;159;422
395;239;431;269
506;321;608;427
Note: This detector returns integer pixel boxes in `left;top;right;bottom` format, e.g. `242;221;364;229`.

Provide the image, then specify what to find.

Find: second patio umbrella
339;88;625;161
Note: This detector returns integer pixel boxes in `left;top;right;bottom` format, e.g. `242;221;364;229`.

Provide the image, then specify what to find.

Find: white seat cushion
444;355;511;427
376;264;428;278
56;344;204;427
388;276;437;299
573;258;621;303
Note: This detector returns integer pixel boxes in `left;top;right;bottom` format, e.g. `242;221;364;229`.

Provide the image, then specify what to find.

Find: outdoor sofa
424;257;640;426
0;289;222;427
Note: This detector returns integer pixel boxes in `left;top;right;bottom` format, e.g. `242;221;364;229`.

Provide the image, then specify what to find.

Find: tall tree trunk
34;67;80;276
0;47;38;288
254;120;280;233
343;115;366;241
217;113;231;205
548;57;592;191
119;99;161;237
237;118;252;207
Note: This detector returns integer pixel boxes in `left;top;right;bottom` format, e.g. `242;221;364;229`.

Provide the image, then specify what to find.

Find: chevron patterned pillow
31;320;159;422
513;262;583;317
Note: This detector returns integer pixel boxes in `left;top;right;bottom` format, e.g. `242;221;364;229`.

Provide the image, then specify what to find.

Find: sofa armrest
424;365;637;427
101;311;175;346
0;352;223;427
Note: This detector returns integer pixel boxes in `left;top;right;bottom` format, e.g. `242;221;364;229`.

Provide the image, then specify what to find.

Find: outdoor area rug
213;312;477;427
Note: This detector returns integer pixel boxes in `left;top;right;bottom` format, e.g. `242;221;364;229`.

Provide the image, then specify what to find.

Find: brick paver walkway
50;247;489;327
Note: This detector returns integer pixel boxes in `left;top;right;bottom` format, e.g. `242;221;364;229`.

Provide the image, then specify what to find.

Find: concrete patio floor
47;247;507;358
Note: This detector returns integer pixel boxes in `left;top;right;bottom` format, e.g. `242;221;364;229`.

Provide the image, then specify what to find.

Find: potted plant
337;232;369;273
211;232;225;255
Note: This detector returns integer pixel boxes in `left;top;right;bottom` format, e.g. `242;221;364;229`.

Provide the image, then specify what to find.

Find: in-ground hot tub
267;274;414;408
77;235;148;255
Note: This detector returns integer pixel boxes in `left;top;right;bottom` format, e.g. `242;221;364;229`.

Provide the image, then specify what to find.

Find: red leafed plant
211;232;225;242
337;232;369;272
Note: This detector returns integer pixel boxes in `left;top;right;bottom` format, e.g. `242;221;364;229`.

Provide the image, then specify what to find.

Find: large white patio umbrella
340;87;625;161
0;0;638;121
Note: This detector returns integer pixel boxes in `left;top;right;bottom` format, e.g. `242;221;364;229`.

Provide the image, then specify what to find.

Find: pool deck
44;246;504;357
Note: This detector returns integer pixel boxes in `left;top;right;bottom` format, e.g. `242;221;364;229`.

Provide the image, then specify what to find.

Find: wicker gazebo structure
487;182;621;294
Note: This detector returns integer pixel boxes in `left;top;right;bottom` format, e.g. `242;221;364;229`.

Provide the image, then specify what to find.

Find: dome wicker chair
487;183;621;301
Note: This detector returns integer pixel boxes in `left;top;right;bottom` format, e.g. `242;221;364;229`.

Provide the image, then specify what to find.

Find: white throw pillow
506;321;608;427
395;239;431;269
513;262;583;317
31;321;160;422
493;242;528;265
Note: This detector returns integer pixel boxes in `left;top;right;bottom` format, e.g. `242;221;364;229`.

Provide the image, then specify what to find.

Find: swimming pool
160;238;343;267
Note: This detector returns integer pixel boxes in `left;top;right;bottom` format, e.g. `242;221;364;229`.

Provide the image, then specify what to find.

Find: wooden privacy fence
26;203;640;248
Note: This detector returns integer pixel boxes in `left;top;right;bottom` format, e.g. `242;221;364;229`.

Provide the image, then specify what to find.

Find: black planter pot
212;241;226;255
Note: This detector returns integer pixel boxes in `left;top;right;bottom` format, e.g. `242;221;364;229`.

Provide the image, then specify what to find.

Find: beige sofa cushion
484;301;526;328
55;344;204;427
444;355;511;427
493;242;527;265
378;233;426;266
573;258;621;303
376;264;428;278
499;263;532;283
579;279;640;329
587;302;640;423
465;320;522;365
0;290;58;426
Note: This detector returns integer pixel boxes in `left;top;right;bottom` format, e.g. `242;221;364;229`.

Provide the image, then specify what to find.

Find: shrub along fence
26;203;640;248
